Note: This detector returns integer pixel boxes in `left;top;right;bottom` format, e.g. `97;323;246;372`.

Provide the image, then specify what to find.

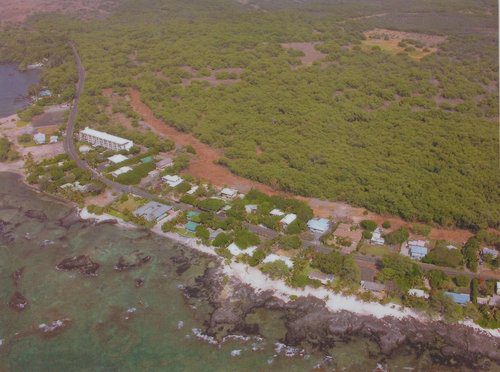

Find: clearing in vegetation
281;42;327;68
363;29;447;60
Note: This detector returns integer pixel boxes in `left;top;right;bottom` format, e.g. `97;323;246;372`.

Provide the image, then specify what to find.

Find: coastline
79;206;500;339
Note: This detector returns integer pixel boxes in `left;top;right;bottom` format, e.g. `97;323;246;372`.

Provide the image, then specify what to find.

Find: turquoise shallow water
0;173;475;371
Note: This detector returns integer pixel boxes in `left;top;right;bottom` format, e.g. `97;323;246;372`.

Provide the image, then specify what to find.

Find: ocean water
0;64;40;117
0;173;467;371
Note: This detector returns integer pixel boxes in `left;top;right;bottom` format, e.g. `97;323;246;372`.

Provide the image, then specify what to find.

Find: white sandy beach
79;208;500;338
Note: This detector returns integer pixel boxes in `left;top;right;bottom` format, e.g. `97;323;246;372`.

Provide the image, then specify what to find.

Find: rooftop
280;213;297;225
185;221;200;232
444;292;470;305
108;154;128;164
307;218;330;232
361;280;385;292
133;201;172;222
270;209;285;216
227;243;257;257
111;166;133;177
81;127;132;145
262;254;293;268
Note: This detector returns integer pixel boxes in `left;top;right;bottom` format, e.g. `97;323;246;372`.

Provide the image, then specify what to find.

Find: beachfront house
371;227;385;245
245;204;258;214
262;254;293;268
110;166;133;178
156;157;173;169
79;127;134;151
280;213;297;227
133;201;172;223
108;154;129;164
220;188;238;199
444;292;470;305
227;243;257;257
39;89;52;98
33;133;46;144
185;221;200;233
408;288;429;299
270;209;285;217
307;218;330;234
308;271;334;285
162;174;184;188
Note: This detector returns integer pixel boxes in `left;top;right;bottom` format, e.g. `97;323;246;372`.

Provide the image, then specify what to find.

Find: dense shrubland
1;0;497;229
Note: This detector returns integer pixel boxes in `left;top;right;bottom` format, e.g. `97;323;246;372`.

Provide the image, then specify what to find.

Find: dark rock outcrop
11;267;24;286
114;251;151;271
24;209;47;221
56;255;100;276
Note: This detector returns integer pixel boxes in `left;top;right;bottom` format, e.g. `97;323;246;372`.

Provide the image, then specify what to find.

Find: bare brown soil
128;88;482;244
281;42;326;67
31;111;66;128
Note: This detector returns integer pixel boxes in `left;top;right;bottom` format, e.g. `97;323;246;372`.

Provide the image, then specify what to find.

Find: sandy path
128;89;479;244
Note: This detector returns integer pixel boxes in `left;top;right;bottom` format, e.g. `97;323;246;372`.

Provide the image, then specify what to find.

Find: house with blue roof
307;218;330;234
185;221;200;233
409;245;428;260
444;292;470;305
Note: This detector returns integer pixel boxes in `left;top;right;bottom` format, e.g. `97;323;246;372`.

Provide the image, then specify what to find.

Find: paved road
65;43;498;282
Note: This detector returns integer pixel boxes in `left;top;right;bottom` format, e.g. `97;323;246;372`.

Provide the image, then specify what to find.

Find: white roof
408;289;429;298
227;243;257;257
81;127;132;145
79;145;91;152
408;240;426;247
163;174;182;182
270;208;285;216
111;166;132;177
108;154;128;164
245;204;258;213
220;188;238;197
280;213;297;225
186;185;199;195
262;254;293;268
34;133;45;140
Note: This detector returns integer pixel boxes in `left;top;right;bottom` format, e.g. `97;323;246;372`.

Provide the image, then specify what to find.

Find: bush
362;230;372;240
18;133;32;143
195;226;210;241
426;269;451;290
279;235;302;250
453;275;470;288
212;232;230;247
411;224;431;237
382;221;391;229
198;198;225;212
360;220;377;231
379;254;422;292
234;229;260;249
215;247;232;260
463;237;479;272
384;227;409;245
261;260;291;279
248;249;266;266
422;245;463;268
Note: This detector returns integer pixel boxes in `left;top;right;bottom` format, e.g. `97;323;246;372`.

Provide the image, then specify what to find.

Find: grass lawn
361;39;432;60
16;120;29;127
112;197;143;213
359;243;392;257
107;209;128;221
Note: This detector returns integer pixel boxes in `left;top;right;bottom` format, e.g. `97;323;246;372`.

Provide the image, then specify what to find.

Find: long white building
79;127;133;151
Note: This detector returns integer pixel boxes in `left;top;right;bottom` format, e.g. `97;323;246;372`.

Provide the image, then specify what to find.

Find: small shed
307;218;330;233
220;188;238;199
270;209;285;217
141;155;154;164
108;154;128;164
33;133;46;144
280;213;297;226
245;204;258;214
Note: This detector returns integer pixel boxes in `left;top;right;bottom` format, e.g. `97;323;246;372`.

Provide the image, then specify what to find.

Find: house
60;181;89;193
141;155;154;164
481;247;498;258
39;89;52;98
186;185;199;195
371;227;385;245
308;271;334;285
208;228;223;240
156;158;173;169
133;201;172;222
227;243;257;257
270;209;285;217
245;204;258;214
262;254;293;268
307;218;330;234
162;175;184;187
108;154;129;164
79;145;91;153
444;292;470;305
280;213;297;227
187;211;200;221
79;127;133;151
361;280;385;292
408;242;428;260
220;188;238;199
408;289;429;299
110;166;133;178
185;221;200;233
33;133;46;144
49;135;58;143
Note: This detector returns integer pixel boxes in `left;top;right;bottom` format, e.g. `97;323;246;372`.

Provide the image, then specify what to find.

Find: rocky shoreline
184;265;500;370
